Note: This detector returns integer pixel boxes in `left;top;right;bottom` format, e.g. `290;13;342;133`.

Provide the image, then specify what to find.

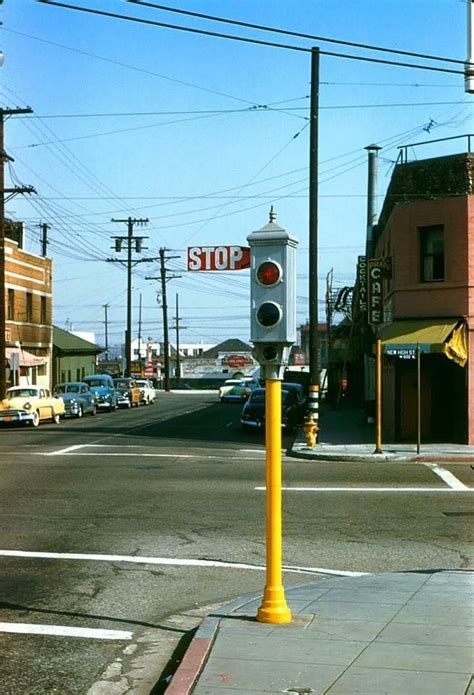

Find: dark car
113;378;141;408
240;386;304;431
281;382;307;420
53;382;97;418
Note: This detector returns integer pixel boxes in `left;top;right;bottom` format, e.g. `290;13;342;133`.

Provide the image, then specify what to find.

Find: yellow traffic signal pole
257;378;292;624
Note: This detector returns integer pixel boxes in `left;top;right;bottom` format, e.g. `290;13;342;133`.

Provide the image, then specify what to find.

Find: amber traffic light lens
257;261;280;286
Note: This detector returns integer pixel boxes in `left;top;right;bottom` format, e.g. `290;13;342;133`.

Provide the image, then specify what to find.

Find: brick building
372;150;473;443
5;230;52;388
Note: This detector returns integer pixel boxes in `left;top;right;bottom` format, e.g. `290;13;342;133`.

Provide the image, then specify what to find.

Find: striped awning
6;347;48;367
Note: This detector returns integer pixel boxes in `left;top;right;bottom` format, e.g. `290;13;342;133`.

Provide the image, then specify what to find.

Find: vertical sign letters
368;257;392;325
357;255;367;313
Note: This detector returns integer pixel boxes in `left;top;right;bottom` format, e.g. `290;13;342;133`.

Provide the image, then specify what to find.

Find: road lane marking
255;486;473;492
0;550;367;577
0;622;132;640
424;463;469;490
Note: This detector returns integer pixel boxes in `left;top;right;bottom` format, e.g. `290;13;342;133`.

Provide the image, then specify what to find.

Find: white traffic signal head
247;211;298;347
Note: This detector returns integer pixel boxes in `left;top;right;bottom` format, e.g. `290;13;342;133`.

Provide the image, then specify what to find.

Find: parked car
281;382;308;420
219;378;257;403
53;382;97;418
113;378;141;408
0;386;65;427
83;374;117;412
240;386;303;431
134;379;156;405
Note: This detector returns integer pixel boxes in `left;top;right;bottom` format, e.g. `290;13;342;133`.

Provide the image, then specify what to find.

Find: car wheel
77;406;83;418
91;404;97;416
30;411;40;427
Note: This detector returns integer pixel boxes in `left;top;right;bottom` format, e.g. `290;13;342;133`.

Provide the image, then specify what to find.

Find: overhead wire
36;0;465;75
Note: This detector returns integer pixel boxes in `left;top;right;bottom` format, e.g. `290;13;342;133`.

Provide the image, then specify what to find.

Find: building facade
5;235;52;388
372;151;473;443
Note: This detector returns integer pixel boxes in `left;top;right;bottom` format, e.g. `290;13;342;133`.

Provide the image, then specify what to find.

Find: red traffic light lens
257;261;281;286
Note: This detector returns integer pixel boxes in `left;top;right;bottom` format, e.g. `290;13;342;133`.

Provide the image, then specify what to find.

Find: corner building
5;231;52;388
373;151;474;443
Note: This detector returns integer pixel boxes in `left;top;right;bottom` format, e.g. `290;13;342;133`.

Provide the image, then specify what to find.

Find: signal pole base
257;586;292;624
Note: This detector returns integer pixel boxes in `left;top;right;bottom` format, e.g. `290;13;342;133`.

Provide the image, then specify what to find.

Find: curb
165;593;262;695
290;445;474;463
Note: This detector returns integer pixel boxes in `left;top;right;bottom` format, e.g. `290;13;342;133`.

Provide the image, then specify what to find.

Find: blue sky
2;0;472;349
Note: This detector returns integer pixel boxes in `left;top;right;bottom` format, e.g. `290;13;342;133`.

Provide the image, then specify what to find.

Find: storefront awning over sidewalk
6;347;48;367
379;318;467;366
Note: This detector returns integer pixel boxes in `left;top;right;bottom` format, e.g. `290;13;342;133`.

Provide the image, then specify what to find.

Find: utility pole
0;106;35;399
138;292;142;374
39;222;50;257
465;0;474;93
170;293;187;384
102;303;110;360
146;248;180;392
308;47;320;438
108;217;149;377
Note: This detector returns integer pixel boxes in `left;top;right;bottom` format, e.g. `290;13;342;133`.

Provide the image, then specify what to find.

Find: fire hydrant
303;413;318;448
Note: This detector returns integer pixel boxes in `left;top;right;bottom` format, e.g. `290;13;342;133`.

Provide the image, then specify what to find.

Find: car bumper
0;409;35;425
63;403;82;417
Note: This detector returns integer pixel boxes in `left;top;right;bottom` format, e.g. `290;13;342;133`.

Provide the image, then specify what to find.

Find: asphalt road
0;391;472;693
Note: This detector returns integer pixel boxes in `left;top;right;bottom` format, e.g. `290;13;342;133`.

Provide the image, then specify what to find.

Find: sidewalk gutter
165;594;260;695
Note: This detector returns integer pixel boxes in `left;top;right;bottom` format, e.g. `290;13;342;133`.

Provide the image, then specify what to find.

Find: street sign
187;246;250;271
368;256;392;325
357;256;367;313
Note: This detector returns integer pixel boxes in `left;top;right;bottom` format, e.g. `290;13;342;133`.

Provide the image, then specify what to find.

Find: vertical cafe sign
368;257;392;325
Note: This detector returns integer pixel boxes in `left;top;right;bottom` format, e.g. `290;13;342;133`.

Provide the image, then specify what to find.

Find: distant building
52;327;102;385
5;232;52;388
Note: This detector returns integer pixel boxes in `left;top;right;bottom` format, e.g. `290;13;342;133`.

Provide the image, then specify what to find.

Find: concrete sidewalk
290;405;474;462
167;570;473;694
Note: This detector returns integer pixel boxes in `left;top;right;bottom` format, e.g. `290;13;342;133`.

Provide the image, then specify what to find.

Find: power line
37;1;465;76
128;1;465;66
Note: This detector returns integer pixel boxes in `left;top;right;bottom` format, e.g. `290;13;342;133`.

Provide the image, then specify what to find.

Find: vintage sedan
240;386;303;431
0;386;65;427
113;378;141;408
53;382;97;418
218;378;257;403
134;379;156;405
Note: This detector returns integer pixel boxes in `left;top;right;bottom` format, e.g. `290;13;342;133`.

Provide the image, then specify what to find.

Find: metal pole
138;292;142;375
308;46;320;438
40;222;49;257
103;303;109;360
0;114;5;399
465;0;474;93
257;379;291;624
417;344;421;455
126;217;133;377
160;248;170;392
365;145;381;262
175;293;180;382
374;337;383;454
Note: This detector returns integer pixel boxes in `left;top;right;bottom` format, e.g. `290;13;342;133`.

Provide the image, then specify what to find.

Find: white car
0;386;65;427
135;379;156;405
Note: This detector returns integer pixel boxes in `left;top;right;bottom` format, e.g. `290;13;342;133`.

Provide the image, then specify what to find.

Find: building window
26;292;33;322
420;225;444;282
40;296;47;324
7;289;14;320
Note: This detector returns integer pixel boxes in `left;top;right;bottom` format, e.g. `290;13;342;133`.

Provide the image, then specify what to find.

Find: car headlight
24;402;32;410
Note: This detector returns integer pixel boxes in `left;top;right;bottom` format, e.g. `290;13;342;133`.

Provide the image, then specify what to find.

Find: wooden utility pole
102;303;110;360
0;107;35;399
146;249;180;392
308;47;320;438
39;222;50;257
108;217;148;377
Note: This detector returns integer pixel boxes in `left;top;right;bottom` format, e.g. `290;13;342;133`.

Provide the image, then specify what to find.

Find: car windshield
7;388;38;398
249;389;290;404
54;384;79;394
85;379;107;387
135;381;147;387
114;380;129;388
